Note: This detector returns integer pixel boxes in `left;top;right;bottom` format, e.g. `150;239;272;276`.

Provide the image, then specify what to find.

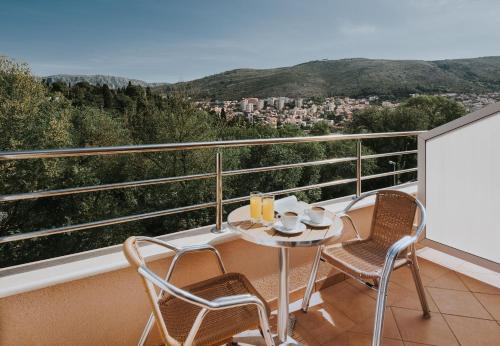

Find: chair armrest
132;236;227;280
337;212;362;240
138;266;214;309
139;266;266;311
167;244;227;280
386;235;416;259
343;191;379;213
380;235;417;279
210;294;266;310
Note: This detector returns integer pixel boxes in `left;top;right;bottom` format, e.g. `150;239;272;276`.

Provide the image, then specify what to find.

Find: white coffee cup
308;206;326;224
280;211;299;230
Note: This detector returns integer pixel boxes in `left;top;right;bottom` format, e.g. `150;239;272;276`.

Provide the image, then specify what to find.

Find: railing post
212;150;226;233
356;139;362;197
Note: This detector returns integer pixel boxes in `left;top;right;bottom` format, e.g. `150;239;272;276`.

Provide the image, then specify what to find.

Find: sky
1;0;500;83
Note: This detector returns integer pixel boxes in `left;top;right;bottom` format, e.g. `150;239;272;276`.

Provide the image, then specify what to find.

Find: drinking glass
262;194;275;225
250;191;262;223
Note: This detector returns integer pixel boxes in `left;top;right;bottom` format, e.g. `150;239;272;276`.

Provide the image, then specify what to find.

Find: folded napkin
275;195;309;216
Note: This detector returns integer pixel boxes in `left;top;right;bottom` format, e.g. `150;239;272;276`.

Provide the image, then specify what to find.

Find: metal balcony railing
0;131;424;244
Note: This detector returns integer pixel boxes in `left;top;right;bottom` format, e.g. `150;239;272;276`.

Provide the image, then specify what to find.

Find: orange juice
250;193;262;222
262;195;275;224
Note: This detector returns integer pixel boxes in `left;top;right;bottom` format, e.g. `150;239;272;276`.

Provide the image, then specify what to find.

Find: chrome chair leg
372;275;390;346
138;313;154;346
257;304;276;346
409;249;430;318
301;246;322;312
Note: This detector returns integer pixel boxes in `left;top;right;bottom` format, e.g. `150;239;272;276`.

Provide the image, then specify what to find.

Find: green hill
44;74;156;89
154;56;500;99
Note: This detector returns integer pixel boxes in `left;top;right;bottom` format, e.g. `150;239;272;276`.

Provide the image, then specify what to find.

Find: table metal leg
278;247;289;343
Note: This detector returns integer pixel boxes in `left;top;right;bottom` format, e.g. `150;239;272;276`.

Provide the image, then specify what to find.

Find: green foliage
348;96;465;133
347;95;466;191
0;58;468;267
310;121;331;135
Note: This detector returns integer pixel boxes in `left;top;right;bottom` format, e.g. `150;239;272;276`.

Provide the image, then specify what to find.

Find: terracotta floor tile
459;274;500;295
417;258;451;281
293;290;325;312
390;267;433;291
444;314;500;346
343;279;443;339
320;280;376;323
391;307;458;345
403;342;433;346
473;293;500;320
348;307;401;340
389;285;439;313
428;287;492;319
346;275;440;314
321;280;353;293
415;242;425;250
291;324;322;345
323;331;403;346
294;301;356;344
345;277;375;294
426;271;468;291
316;264;346;291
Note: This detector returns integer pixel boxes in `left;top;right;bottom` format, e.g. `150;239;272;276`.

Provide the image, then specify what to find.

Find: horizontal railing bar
0;151;412;202
223;157;357;176
0;131;424;160
0;177;358;243
0;173;216;202
361;150;418;160
0;202;216;244
361;168;418;181
223;177;358;205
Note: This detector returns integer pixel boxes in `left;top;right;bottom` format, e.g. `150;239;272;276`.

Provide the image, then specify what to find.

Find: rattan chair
123;236;275;346
301;190;430;346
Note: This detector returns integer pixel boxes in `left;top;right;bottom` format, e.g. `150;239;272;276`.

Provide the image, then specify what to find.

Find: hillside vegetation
155;56;500;99
44;74;153;89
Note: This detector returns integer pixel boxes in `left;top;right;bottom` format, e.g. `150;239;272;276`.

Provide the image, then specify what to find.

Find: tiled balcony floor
245;258;500;346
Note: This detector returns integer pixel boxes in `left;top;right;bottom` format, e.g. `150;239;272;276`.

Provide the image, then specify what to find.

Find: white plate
301;215;333;228
272;220;306;235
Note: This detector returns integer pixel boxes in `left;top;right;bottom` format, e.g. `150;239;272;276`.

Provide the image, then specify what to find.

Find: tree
347;95;466;190
101;84;113;109
0;57;74;266
50;81;69;95
310;120;330;135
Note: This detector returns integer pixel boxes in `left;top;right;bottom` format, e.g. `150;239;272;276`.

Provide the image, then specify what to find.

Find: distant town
195;92;500;129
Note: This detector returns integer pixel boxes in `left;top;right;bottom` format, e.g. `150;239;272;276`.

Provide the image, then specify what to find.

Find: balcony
1;105;499;346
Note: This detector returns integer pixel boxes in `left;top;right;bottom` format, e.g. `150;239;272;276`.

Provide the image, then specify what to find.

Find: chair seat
158;272;269;346
322;239;408;280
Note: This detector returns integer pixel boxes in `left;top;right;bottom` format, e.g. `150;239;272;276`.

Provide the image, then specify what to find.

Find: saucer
272;220;306;235
301;215;333;228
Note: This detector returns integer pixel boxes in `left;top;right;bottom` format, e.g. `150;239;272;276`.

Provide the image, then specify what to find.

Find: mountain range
45;56;500;99
43;74;155;89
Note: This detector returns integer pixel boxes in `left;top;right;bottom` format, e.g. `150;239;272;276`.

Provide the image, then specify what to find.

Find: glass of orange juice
250;191;262;223
262;194;275;225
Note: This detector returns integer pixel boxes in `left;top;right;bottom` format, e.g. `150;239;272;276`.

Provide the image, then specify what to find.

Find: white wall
426;113;500;263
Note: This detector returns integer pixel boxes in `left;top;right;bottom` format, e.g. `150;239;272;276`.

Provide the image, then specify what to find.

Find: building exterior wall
424;111;500;263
